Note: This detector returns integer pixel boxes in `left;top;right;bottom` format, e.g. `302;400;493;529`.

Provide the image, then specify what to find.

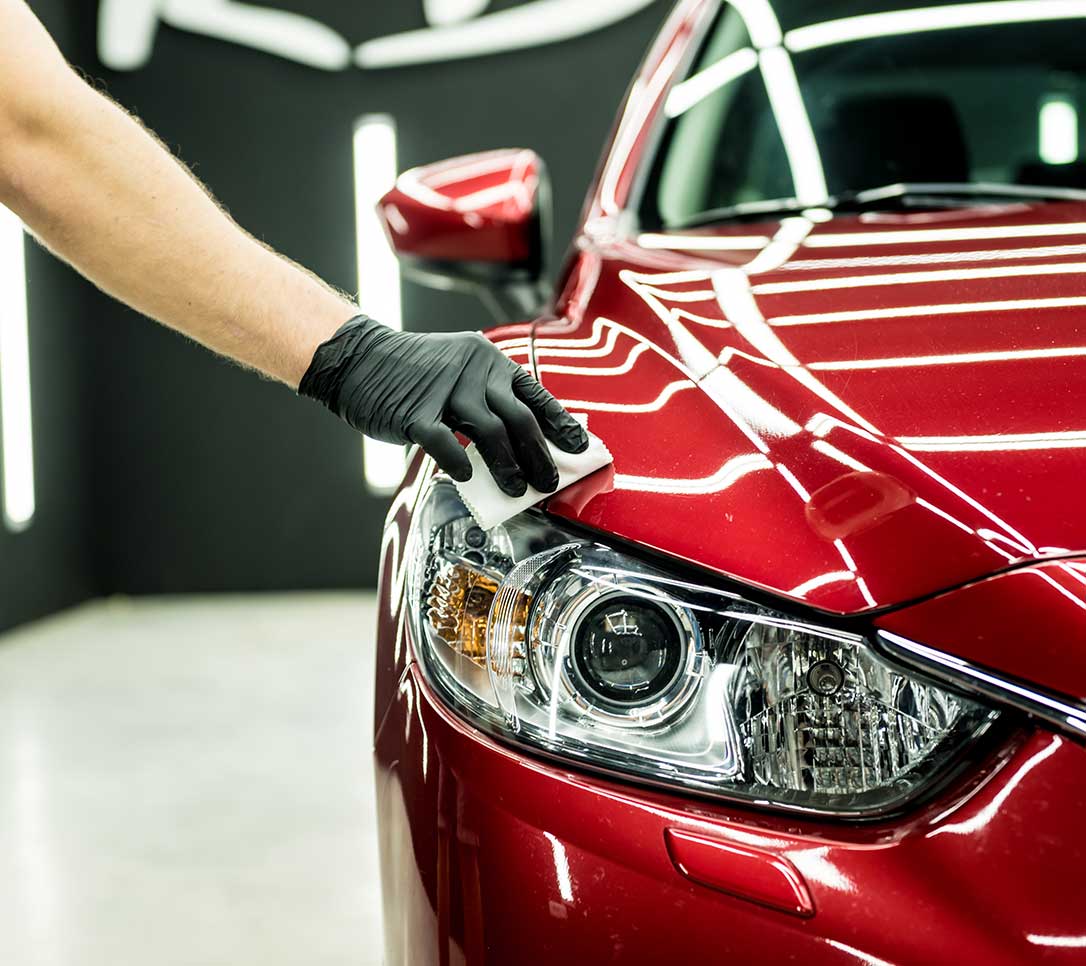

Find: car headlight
408;482;999;816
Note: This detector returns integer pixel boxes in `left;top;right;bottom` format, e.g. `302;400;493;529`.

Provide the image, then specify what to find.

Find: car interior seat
1015;159;1086;190
818;92;972;195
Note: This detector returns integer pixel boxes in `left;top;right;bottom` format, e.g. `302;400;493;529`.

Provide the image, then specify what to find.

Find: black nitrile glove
299;315;590;497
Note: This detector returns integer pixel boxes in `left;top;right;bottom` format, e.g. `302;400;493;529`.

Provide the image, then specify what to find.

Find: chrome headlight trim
877;630;1086;741
531;572;706;730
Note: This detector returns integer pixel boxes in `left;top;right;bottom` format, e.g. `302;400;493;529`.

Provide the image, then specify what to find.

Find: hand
299;316;590;496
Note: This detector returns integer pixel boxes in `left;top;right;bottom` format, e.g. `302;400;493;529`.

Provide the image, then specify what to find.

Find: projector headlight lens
572;596;685;706
409;482;999;815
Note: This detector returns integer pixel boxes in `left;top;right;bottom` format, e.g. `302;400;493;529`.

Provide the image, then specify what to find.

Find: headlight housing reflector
409;483;997;815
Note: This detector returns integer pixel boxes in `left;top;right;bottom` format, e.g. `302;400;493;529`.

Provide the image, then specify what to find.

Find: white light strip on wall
1040;94;1079;165
98;0;352;72
353;114;406;495
424;0;491;27
0;204;34;532
355;0;658;69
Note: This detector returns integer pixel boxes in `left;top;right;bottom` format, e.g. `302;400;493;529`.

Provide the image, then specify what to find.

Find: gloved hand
299;315;589;496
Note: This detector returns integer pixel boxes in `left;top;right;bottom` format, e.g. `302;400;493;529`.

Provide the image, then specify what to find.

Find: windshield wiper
669;182;1086;230
848;181;1086;206
671;198;814;229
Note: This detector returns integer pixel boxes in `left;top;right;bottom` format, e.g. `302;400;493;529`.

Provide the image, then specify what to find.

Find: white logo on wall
97;0;658;72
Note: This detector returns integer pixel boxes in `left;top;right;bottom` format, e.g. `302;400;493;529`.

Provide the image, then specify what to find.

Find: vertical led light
1040;95;1079;165
0;204;34;532
353;113;406;494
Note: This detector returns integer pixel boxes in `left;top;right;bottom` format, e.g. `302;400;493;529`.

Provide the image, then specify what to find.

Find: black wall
1;0;668;630
0;0;99;630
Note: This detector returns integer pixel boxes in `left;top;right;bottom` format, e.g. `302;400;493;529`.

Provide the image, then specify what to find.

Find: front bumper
375;649;1086;965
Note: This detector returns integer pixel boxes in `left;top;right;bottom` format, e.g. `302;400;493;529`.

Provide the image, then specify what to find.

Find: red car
373;2;1086;962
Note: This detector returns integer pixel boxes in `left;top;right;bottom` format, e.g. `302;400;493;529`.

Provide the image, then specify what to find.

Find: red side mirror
378;149;547;271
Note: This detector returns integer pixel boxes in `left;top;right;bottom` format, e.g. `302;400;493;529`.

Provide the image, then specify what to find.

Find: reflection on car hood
527;201;1086;614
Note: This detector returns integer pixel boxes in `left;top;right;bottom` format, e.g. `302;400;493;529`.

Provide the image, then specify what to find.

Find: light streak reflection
788;846;856;893
614;453;772;494
638;233;772;251
786;0;1086;54
783;243;1086;270
754;259;1086;295
731;0;785;46
928;736;1061;838
822;939;897;966
1028;935;1086;948
809;345;1086;371
772;295;1086;328
757;46;828;205
665;46;759;118
899;430;1086;451
648;223;1086;251
543;832;575;903
537;342;651;377
1032;569;1086;611
804;221;1086;247
558;380;696;414
742;216;813;275
788;571;857;596
811;441;870;473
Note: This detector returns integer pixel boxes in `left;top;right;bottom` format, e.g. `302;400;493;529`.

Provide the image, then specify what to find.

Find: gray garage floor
0;593;384;966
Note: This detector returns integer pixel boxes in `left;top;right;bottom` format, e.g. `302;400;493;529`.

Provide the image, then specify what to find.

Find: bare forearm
0;62;355;385
0;0;589;492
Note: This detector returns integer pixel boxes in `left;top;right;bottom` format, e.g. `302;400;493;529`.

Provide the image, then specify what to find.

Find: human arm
0;0;352;385
0;0;587;493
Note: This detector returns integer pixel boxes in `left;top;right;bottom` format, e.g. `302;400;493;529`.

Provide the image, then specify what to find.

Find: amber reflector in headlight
427;561;497;667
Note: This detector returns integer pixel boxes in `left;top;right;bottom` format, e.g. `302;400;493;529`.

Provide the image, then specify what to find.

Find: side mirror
378;148;551;321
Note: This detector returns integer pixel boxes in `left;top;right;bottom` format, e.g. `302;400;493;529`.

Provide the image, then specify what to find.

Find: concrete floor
0;593;383;966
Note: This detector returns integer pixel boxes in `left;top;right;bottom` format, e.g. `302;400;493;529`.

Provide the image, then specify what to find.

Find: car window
645;0;1086;229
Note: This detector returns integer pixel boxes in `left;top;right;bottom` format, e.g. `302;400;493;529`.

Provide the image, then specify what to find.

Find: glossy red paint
378;148;542;265
374;1;1086;962
374;653;1086;965
876;558;1086;703
663;827;815;917
538;200;1086;614
374;460;1086;964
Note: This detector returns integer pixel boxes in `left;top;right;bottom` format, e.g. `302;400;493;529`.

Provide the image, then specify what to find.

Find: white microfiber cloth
454;417;613;531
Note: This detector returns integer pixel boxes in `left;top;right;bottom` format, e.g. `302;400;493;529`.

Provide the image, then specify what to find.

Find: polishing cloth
454;420;613;531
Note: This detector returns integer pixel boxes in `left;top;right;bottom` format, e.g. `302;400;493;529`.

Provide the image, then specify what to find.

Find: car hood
532;200;1086;614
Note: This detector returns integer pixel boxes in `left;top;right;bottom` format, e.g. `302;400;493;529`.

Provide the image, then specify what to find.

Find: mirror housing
378;149;551;320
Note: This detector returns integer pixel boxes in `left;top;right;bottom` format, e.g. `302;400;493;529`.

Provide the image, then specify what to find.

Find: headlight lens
409;483;998;815
571;595;686;705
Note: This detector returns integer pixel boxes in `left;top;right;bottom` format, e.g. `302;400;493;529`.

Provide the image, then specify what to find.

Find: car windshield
641;0;1086;230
